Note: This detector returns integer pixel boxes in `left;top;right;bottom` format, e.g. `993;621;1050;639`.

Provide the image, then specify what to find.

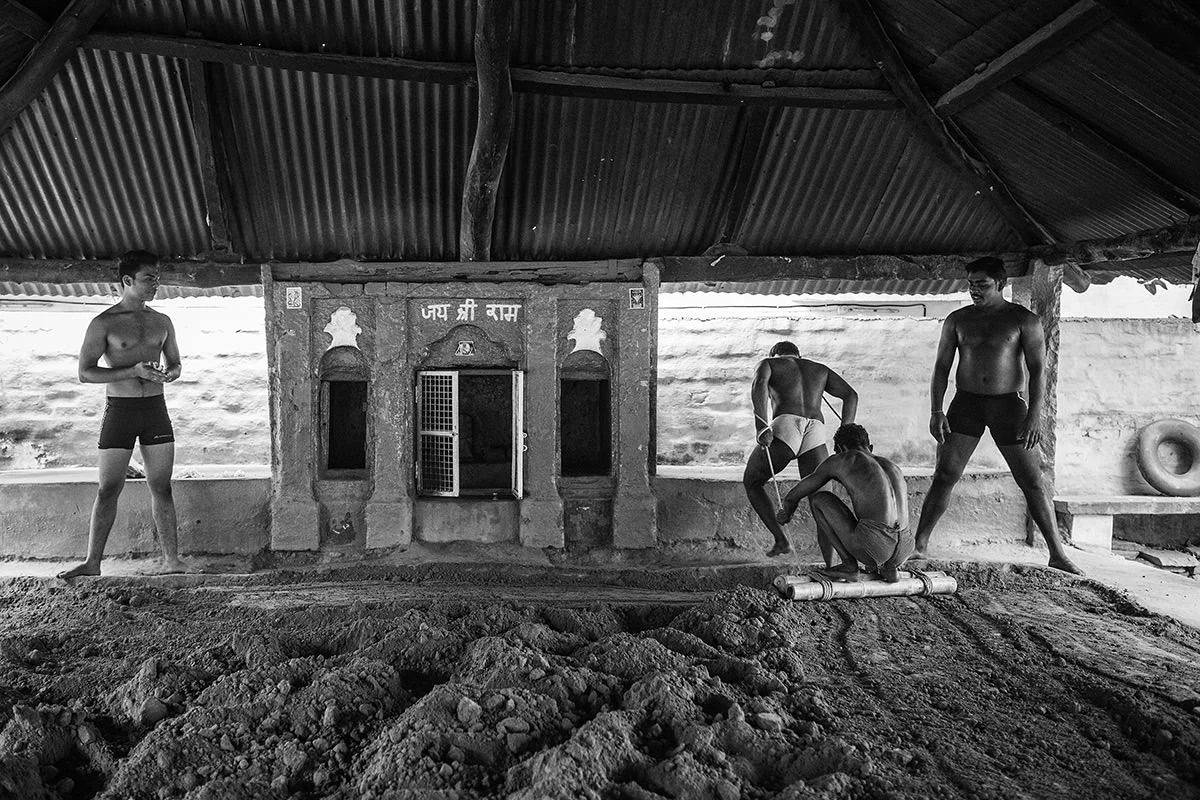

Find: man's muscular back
765;356;831;420
950;302;1035;395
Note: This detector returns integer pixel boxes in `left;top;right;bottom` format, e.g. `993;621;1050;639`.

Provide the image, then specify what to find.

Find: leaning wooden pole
0;0;111;138
459;0;514;262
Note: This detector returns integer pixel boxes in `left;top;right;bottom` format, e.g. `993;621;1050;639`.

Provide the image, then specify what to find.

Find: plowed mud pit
2;566;1199;800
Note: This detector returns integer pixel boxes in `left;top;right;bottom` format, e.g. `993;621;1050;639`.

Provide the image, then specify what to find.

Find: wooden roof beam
0;258;261;286
459;0;514;263
83;31;899;109
933;0;1110;117
0;0;110;137
0;0;49;41
837;0;1055;247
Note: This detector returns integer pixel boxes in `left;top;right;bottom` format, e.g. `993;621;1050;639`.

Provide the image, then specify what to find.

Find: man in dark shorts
912;256;1081;574
744;341;858;558
775;423;912;582
58;251;186;579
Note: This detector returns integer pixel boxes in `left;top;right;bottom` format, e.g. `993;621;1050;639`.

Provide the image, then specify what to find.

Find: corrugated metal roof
1022;22;1200;195
956;90;1188;242
495;94;736;259
734;107;1016;254
666;277;968;296
221;64;473;260
0;281;262;298
0;48;210;258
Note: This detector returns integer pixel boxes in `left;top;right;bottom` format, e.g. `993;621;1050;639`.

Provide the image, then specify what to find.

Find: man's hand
1019;411;1042;450
134;362;168;383
930;411;951;444
757;427;774;447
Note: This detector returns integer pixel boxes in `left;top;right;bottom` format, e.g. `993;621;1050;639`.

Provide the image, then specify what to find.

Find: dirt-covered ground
1;565;1199;800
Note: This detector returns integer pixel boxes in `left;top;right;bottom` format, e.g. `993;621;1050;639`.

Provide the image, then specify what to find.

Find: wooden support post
836;0;1056;247
0;0;110;138
185;61;234;256
459;0;514;262
1028;259;1064;545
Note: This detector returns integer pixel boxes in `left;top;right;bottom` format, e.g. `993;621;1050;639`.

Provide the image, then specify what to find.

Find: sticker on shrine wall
628;288;645;310
455;341;476;356
285;287;302;309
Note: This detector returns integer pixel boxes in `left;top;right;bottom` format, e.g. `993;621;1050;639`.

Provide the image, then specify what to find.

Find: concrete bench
1054;495;1200;554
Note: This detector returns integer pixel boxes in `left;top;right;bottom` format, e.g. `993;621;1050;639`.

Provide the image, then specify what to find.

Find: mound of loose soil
1;565;1198;799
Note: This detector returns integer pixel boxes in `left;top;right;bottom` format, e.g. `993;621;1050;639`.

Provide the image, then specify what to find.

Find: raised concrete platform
0;466;270;558
1055;494;1200;554
655;465;1027;560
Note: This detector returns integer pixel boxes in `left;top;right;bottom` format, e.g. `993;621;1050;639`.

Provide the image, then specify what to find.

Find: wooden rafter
933;0;1110;117
1001;82;1200;214
836;0;1055;247
0;258;260;286
654;253;1031;283
1096;0;1200;75
1034;216;1200;269
0;0;110;137
272;259;642;284
0;0;48;41
83;31;899;109
459;0;514;263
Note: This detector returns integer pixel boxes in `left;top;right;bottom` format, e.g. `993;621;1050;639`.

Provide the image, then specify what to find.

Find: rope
907;566;936;596
754;413;784;511
811;573;836;601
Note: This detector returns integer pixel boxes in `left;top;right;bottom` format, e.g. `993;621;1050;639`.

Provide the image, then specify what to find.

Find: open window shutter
511;370;524;498
417;370;459;496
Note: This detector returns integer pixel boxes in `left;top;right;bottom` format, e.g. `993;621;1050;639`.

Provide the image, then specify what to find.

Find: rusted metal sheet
493;94;737;260
957;91;1188;242
221;64;474;260
0;48;209;258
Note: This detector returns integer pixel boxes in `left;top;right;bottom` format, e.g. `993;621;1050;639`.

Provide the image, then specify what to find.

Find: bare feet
907;548;927;562
815;562;860;581
775;502;798;526
144;558;189;575
1048;555;1084;576
57;562;100;581
766;539;793;558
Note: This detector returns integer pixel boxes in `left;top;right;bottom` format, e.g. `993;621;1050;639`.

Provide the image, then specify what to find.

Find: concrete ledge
1055;494;1200;553
654;465;1026;559
0;467;270;558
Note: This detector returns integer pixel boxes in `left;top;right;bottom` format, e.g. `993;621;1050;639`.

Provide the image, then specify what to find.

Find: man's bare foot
775;502;798;526
57;562;100;580
906;549;927;563
143;558;189;575
1048;556;1084;576
815;562;860;581
766;540;793;557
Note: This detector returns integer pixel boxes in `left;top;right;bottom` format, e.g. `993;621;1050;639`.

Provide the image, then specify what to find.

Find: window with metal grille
416;369;524;497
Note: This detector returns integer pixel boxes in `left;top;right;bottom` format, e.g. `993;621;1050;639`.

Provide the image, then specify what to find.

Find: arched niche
560;350;612;476
319;346;370;476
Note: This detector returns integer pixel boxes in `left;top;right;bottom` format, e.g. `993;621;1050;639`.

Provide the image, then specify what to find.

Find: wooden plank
508;69;900;109
0;0;110;137
0;258;262;286
1002;83;1200;214
184;60;233;256
1096;0;1200;75
272;259;643;284
459;0;514;263
81;31;900;109
835;0;1055;247
934;0;1110;117
1035;217;1200;268
654;253;1029;283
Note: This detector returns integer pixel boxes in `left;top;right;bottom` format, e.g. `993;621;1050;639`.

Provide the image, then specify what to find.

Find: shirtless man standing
59;251;185;579
776;423;912;582
912;256;1081;574
744;341;858;558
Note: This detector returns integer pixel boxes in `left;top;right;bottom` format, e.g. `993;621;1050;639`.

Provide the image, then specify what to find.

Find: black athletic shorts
98;395;175;450
946;390;1027;446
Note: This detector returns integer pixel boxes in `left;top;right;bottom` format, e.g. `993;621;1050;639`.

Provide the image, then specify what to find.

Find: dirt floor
1;564;1199;800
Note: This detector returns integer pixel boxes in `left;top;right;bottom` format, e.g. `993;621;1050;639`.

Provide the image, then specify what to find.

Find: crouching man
775;423;913;582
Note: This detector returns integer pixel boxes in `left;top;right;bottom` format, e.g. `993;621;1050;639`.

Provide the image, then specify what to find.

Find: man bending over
776;423;912;583
744;341;858;558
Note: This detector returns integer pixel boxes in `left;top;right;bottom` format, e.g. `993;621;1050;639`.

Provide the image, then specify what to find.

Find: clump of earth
1;565;1198;799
